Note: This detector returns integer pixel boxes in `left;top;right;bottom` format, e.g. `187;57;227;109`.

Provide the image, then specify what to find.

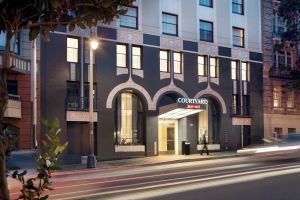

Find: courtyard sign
177;98;208;109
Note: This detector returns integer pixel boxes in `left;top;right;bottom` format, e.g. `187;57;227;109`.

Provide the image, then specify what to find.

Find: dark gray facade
41;27;264;163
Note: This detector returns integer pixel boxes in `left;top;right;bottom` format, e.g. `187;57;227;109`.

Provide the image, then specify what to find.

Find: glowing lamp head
90;39;99;50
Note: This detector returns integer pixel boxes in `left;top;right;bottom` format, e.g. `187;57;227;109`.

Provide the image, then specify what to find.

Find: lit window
120;6;138;29
173;52;182;74
287;90;295;108
162;13;178;36
232;0;244;15
115;92;144;145
209;57;218;78
117;44;127;67
160;50;169;72
233;27;244;48
273;87;281;108
232;94;239;115
200;20;213;42
199;0;212;7
132;46;141;69
67;37;78;62
231;61;238;80
198;56;206;76
241;62;249;81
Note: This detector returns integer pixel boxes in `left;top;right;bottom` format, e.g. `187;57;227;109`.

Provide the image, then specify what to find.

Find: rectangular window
274;128;283;138
232;94;239;115
231;61;238;80
232;0;244;15
233;27;244;48
199;0;212;7
198;55;207;76
117;44;127;67
243;95;250;116
120;6;138;29
209;57;218;78
273;87;281;108
241;62;249;81
287;90;295;108
278;50;285;68
7;80;18;95
160;50;169;72
132;46;142;69
162;12;178;36
287;52;292;68
288;128;296;133
0;32;20;54
200;20;213;42
70;63;76;81
67;37;78;62
173;52;182;74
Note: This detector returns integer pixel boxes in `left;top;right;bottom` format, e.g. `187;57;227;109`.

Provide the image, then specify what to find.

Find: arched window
115;92;144;145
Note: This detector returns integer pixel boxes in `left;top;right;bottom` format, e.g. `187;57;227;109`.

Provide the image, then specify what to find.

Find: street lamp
87;38;98;168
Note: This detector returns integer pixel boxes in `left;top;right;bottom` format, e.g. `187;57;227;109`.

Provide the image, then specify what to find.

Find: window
160;50;169;72
274;50;294;69
7;80;18;95
231;61;238;80
117;44;127;67
173;52;182;74
287;90;295;108
233;27;244;47
162;12;178;36
199;0;212;7
67;37;79;63
274;128;283;138
115;92;144;145
132;46;142;69
278;51;285;68
70;63;76;81
243;95;250;115
198;55;207;76
288;128;296;133
273;87;281;108
209;57;218;78
0;32;20;54
241;62;249;81
200;20;213;42
120;6;138;29
232;0;244;15
232;94;239;115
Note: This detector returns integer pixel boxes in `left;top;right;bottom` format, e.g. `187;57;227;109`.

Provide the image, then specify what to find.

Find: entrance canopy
158;98;208;120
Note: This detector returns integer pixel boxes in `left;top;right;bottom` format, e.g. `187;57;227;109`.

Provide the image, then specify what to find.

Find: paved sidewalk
58;151;241;173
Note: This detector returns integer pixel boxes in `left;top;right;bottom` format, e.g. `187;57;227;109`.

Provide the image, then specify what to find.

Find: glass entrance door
167;127;175;151
158;121;176;154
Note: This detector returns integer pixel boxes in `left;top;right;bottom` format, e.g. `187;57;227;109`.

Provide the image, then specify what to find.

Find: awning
158;103;206;120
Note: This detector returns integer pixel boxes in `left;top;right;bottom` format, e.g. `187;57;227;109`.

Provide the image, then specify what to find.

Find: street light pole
87;38;98;168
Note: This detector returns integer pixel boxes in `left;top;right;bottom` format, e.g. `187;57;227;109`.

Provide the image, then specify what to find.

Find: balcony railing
65;96;97;111
269;67;293;79
0;52;31;74
230;106;253;117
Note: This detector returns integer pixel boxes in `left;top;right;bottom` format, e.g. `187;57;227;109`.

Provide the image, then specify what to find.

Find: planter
115;145;145;152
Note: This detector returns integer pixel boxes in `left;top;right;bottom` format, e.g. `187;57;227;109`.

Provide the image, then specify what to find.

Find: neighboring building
0;30;40;151
262;0;300;139
41;0;263;163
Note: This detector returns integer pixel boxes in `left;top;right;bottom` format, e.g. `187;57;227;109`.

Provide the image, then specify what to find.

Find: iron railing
230;106;253;117
65;96;97;111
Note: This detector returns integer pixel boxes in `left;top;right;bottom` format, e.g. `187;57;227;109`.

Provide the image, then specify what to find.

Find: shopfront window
115;92;144;145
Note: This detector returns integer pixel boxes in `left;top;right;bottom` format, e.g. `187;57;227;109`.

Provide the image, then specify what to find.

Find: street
9;156;300;200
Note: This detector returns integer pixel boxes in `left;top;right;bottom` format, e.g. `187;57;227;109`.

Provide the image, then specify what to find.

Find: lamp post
87;38;98;168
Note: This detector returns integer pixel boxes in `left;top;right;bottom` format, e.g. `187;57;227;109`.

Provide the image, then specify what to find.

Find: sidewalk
57;151;241;173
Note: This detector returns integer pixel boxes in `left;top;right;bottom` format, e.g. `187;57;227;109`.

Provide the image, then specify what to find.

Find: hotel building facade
41;0;264;162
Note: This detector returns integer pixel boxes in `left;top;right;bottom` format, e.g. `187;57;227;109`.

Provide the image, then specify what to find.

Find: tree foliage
8;119;68;200
0;0;133;199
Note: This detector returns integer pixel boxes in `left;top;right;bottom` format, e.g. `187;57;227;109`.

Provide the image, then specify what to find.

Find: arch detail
194;86;227;114
106;79;154;110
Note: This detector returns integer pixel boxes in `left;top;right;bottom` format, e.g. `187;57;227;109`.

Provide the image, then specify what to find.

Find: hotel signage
177;98;208;109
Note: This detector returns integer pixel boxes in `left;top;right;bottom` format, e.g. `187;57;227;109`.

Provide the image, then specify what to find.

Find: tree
278;0;300;89
0;0;133;199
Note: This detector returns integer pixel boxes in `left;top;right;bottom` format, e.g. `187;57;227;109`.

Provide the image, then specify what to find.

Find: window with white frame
120;6;138;29
117;44;127;67
209;57;218;78
273;87;281;108
231;61;238;80
173;52;182;74
274;50;293;69
232;0;244;15
160;50;169;72
162;12;178;36
198;55;206;76
232;27;244;48
287;90;295;109
241;62;249;81
199;0;212;7
67;37;78;62
132;46;141;69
